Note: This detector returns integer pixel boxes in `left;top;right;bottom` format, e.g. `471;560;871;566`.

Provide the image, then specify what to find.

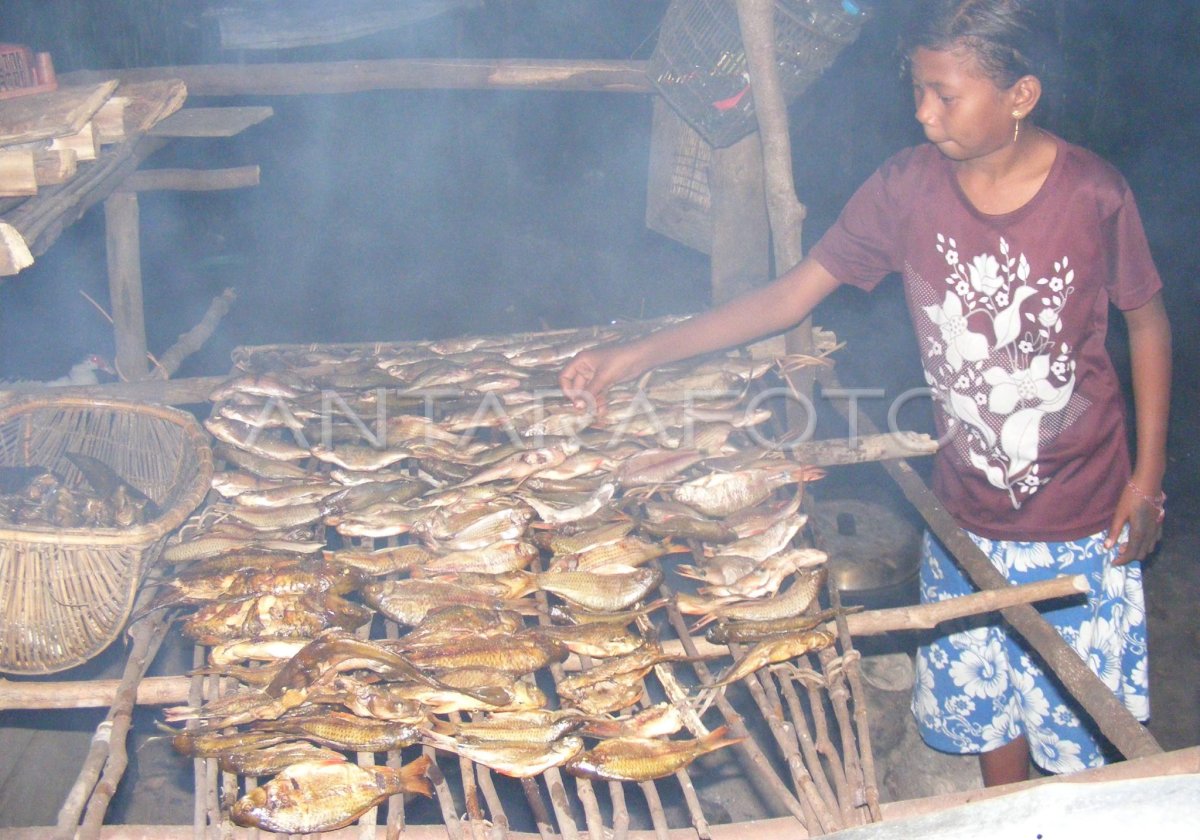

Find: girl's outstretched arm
560;257;842;408
1107;291;1171;564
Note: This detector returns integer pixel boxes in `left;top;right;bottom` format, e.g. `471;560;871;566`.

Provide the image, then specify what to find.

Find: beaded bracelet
1127;480;1166;523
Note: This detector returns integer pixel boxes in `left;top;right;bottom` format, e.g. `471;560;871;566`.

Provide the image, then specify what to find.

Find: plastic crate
649;0;867;147
0;44;58;101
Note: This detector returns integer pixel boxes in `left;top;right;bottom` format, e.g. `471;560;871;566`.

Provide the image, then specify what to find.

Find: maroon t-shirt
810;134;1162;541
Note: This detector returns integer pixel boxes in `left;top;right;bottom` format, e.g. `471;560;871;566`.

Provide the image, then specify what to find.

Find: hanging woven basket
0;396;212;675
649;0;869;147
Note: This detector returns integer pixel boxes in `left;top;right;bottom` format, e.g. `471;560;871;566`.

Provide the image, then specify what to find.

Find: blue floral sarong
912;529;1149;773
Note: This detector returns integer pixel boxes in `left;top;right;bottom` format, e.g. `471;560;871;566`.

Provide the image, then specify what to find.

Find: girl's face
910;46;1020;163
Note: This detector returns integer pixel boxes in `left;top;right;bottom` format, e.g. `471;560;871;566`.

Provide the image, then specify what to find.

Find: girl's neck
953;129;1057;216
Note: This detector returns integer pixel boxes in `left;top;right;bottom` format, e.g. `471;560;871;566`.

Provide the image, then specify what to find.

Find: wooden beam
120;165;260;193
62;59;654;97
0;374;224;406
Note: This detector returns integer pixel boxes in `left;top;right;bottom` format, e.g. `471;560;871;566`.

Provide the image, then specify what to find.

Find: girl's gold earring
1012;111;1022;144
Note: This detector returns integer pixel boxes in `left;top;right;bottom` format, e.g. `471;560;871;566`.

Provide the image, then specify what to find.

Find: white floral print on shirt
921;235;1082;508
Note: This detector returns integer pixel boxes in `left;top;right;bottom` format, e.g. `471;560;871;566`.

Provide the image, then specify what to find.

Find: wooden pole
104;191;150;380
0;374;224;406
62;59;654;97
734;0;817;402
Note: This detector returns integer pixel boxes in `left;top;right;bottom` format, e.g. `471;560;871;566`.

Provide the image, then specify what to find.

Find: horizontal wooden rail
63;59;655;97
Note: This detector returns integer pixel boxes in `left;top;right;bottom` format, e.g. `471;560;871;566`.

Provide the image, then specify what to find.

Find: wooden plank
104;192;150;380
33;149;77;185
48;120;99;162
118;78;188;134
121;165;260;192
0;80;118;146
0;149;37;197
148;106;274;138
93;95;128;144
62;59;654;96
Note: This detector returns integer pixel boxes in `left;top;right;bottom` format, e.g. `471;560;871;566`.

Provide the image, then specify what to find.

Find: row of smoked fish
158;321;841;835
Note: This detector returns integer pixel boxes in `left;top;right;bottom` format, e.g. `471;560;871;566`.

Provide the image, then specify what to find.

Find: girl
559;0;1170;786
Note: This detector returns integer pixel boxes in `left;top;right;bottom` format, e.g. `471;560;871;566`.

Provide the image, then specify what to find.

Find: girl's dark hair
901;0;1063;95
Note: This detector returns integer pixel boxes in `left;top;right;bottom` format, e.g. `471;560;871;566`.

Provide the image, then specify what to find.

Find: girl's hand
1105;479;1164;565
559;343;646;413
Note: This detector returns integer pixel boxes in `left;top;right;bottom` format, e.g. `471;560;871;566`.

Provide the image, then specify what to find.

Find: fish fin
673;564;708;582
399;755;435;798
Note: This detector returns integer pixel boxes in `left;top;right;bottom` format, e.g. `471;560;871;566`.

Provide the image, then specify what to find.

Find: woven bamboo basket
0;396;212;675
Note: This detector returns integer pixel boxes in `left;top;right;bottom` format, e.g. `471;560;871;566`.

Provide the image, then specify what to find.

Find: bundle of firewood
0;57;186;200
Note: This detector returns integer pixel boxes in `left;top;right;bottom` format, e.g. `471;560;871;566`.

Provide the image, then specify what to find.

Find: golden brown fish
230;756;432;834
565;725;744;782
421;732;585;778
709;629;837;687
532;567;662;612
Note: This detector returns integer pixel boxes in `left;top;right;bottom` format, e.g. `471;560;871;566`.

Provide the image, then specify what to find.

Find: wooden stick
664;601;814;829
57;609;170;838
150;287;238;380
735;644;839;834
780;432;939;467
829;585;881;824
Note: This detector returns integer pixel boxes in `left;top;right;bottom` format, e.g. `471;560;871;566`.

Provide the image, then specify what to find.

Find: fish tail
699;724;746;754
398;755;434;798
